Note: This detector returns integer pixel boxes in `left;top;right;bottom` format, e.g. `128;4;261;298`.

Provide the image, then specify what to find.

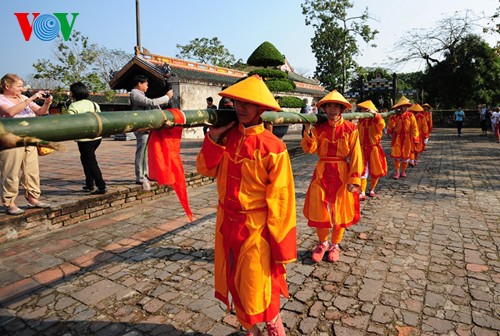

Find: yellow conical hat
409;103;424;112
357;100;378;112
219;74;281;111
392;96;412;109
317;90;352;109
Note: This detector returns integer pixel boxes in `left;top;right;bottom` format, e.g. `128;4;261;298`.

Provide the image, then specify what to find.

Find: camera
42;92;51;99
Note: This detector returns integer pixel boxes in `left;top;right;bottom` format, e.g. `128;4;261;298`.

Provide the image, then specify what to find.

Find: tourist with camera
0;73;52;215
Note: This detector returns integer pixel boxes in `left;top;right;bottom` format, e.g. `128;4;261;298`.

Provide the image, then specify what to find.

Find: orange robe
424;111;433;134
414;112;429;153
301;118;362;229
196;122;296;326
357;114;388;178
387;112;419;160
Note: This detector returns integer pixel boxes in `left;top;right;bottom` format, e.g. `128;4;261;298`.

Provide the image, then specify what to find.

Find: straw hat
392;96;412;109
357;100;378;112
219;74;281;111
409;103;424;112
422;103;432;109
317;90;352;109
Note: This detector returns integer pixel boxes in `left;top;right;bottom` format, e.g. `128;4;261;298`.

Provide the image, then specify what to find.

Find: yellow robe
196;122;296;326
301;117;362;228
357;114;388;178
387;112;419;160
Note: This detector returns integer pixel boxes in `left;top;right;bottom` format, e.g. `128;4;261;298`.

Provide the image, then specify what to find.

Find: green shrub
279;96;306;108
265;79;295;92
247;41;285;67
248;69;287;80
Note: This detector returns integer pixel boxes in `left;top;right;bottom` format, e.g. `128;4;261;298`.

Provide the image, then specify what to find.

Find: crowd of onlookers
478;104;500;142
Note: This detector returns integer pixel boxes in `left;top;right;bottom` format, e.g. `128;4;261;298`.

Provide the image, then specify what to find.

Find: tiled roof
110;53;327;97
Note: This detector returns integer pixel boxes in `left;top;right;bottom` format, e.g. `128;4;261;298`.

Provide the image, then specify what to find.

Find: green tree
32;31;131;103
424;34;500;108
176;37;241;67
483;5;500;55
246;42;295;93
301;0;378;92
247;41;285;67
33;31;105;93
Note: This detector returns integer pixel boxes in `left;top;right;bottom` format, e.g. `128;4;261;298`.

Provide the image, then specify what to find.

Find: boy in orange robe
356;100;387;200
387;96;419;179
196;75;296;336
302;90;362;263
409;103;429;166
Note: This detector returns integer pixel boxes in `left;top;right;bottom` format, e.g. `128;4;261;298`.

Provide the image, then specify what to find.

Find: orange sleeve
347;129;363;186
410;114;420;143
301;127;319;154
387;116;395;136
265;150;297;264
196;135;225;178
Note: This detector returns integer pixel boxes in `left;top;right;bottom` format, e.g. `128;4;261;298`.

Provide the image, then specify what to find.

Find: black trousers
77;140;105;190
456;120;463;134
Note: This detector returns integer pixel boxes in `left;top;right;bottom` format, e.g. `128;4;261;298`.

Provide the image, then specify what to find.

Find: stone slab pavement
0;128;499;335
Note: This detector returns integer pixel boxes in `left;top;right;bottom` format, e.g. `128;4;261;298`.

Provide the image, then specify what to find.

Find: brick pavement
0;128;499;335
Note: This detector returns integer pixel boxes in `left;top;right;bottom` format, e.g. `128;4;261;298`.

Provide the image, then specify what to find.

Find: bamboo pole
0;109;396;149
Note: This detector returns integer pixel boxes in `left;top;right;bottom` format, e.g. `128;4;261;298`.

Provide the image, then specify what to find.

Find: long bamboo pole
0;109;396;149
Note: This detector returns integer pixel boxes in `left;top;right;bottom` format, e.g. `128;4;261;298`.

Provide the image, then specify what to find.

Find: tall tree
391;10;479;69
32;31;105;92
301;0;378;92
176;37;241;68
94;47;133;84
424;34;499;108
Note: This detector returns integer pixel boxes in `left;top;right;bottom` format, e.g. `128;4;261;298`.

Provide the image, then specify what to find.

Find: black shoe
82;186;95;192
90;188;107;195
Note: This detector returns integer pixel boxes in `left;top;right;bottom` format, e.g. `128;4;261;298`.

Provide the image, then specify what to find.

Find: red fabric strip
148;108;193;222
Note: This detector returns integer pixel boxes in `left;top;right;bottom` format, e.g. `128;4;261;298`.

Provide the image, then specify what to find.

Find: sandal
27;201;51;208
7;206;25;215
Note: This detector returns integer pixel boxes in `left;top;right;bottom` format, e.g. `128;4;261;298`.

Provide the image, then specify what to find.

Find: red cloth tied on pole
147;108;193;222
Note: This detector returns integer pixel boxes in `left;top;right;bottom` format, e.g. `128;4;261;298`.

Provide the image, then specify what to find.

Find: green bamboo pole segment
0;109;396;149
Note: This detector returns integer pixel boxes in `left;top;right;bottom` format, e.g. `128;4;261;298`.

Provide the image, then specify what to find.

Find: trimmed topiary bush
248;69;288;80
265;79;295;92
279;96;306;108
247;41;285;67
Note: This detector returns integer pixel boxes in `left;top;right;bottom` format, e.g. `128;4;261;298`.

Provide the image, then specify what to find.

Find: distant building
109;52;327;138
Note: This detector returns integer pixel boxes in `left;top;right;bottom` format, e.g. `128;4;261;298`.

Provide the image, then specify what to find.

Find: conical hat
422;103;432;109
219;74;281;111
317;90;352;109
357;100;378;112
392;96;412;109
409;103;424;112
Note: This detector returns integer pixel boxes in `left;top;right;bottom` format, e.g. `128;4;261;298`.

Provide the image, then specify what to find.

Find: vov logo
14;13;79;41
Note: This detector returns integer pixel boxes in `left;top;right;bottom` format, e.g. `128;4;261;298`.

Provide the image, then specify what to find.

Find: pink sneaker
368;190;376;197
311;242;329;263
327;245;341;262
393;172;400;179
401;171;407;178
359;194;367;201
266;314;286;336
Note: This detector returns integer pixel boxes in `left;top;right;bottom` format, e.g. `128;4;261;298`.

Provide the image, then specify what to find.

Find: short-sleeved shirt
0;94;36;118
454;110;465;122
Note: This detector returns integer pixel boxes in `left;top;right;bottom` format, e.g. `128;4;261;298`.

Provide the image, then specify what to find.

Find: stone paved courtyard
0;128;499;335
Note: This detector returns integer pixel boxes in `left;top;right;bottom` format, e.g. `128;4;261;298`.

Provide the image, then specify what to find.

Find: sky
0;0;498;83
